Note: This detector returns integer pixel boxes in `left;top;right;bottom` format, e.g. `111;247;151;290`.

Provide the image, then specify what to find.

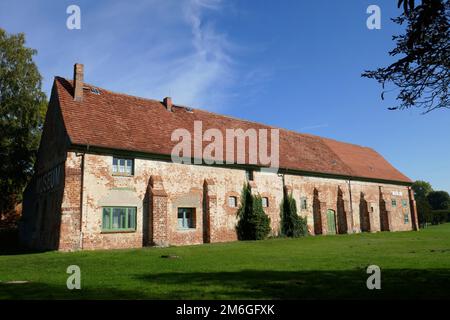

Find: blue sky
1;0;449;192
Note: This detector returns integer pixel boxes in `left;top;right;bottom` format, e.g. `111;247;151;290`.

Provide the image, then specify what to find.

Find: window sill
177;228;196;232
112;173;134;177
101;229;136;234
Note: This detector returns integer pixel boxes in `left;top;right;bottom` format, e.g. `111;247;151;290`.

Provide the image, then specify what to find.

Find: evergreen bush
280;192;308;237
236;183;271;240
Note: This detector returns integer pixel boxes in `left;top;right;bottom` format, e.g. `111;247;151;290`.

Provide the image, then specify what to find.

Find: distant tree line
412;180;450;226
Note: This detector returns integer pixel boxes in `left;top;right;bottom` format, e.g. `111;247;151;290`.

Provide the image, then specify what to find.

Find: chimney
73;63;84;102
163;97;173;112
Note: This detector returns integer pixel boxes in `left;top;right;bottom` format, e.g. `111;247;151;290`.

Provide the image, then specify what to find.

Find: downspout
278;169;287;196
79;152;85;249
278;171;286;237
77;145;88;250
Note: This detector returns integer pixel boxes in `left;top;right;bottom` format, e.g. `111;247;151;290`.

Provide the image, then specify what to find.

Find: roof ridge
318;136;356;176
320;135;371;150
57;76;164;105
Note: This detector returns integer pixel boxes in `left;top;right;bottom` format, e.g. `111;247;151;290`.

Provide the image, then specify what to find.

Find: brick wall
19;87;70;250
55;153;415;251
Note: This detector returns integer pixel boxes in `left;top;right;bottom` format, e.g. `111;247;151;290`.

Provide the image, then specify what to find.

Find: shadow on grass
135;268;450;299
0;282;146;300
3;269;449;299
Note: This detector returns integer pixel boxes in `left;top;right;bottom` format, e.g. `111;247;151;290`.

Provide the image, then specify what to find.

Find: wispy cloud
92;0;238;111
0;0;237;111
152;0;236;110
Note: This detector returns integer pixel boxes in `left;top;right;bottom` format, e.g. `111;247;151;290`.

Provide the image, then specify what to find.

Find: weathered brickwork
58;156;82;251
19;88;70;250
20;69;418;251
43;152;417;251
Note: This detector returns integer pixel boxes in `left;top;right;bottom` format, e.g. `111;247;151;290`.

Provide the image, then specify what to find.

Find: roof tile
54;77;411;183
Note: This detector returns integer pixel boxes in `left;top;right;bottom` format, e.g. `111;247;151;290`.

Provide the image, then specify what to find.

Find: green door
327;209;336;235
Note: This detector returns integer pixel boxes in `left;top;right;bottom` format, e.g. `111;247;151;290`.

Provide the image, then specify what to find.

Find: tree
427;190;450;210
252;195;272;240
412;180;433;200
362;0;449;113
0;28;47;219
236;183;271;240
416;198;432;225
280;191;307;237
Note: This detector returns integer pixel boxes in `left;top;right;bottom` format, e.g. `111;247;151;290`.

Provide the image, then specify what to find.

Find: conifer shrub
280;192;308;237
236;183;271;240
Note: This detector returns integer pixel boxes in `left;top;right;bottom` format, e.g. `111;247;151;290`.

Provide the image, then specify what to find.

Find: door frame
327;209;337;235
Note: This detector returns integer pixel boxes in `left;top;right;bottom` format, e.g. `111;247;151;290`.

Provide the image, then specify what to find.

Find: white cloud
0;0;237;111
93;0;236;111
149;0;235;110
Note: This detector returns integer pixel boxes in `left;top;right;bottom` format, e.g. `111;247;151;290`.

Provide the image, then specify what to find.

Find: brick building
20;64;419;251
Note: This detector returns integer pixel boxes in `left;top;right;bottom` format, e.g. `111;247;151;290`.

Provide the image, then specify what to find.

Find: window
300;197;307;210
102;207;136;231
228;196;237;208
178;208;195;229
402;199;408;207
112;157;134;175
370;206;374;213
404;213;409;224
245;170;254;181
391;199;397;207
262;197;269;208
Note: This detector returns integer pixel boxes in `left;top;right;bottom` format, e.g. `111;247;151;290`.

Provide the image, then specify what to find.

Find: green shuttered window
102;207;137;231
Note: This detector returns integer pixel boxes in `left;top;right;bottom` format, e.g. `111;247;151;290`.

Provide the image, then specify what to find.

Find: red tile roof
54;77;411;184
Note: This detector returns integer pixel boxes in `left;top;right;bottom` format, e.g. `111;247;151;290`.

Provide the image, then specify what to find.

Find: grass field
1;224;450;299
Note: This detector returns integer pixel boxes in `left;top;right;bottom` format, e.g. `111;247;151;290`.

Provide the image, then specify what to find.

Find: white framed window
178;208;195;229
262;197;269;208
112;157;134;175
228;196;237;208
404;213;409;224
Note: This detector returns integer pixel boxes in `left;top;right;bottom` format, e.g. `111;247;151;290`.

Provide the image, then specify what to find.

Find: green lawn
1;224;450;299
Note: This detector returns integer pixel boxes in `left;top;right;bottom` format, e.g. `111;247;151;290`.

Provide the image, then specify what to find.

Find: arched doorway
326;209;337;235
